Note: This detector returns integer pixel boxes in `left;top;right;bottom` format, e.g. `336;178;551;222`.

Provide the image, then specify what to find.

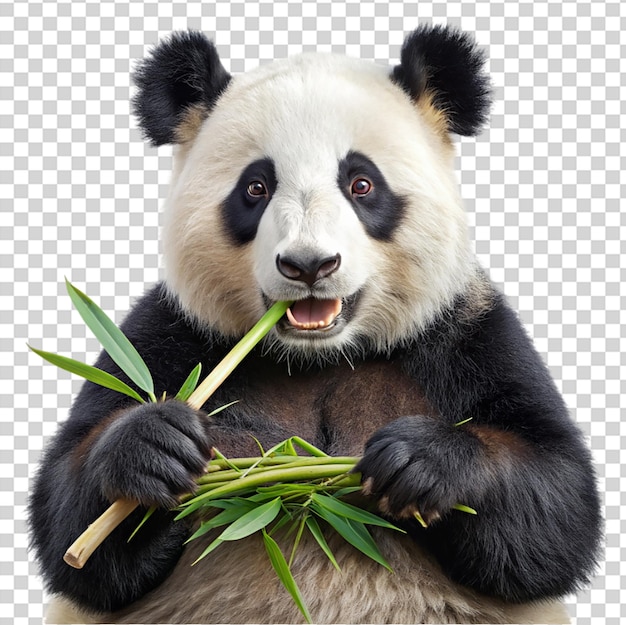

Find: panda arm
28;284;287;612
28;284;210;611
357;291;602;602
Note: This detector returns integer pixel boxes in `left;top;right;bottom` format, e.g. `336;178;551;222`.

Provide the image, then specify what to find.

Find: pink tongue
286;298;342;330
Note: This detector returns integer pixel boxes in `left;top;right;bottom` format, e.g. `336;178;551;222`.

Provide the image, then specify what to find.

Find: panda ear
392;25;492;136
133;31;231;146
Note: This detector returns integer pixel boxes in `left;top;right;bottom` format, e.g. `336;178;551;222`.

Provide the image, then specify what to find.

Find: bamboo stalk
63;498;138;568
63;301;292;569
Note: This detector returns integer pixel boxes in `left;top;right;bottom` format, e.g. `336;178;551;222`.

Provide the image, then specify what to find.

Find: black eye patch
337;151;406;241
221;158;278;245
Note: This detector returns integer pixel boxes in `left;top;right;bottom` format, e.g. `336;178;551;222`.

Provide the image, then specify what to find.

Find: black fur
85;401;212;508
337;151;407;241
358;291;602;601
133;31;231;146
29;283;601;612
392;25;492;136
28;285;294;612
222;158;278;245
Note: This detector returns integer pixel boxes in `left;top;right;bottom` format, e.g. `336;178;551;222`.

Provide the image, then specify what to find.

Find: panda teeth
286;307;332;330
285;298;342;331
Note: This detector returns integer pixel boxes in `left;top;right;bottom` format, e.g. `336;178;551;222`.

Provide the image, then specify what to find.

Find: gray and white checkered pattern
2;1;624;623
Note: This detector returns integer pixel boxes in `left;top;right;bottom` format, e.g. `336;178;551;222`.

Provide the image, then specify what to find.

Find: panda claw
361;476;375;496
378;495;392;515
413;510;429;528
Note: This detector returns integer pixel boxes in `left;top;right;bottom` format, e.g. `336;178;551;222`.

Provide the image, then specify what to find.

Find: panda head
134;26;491;361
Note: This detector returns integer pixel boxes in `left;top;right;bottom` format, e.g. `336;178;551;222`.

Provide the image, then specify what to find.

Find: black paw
84;400;212;508
356;416;481;523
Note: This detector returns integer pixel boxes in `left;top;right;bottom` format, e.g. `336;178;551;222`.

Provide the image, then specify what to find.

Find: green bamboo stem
186;301;292;410
194;467;353;491
176;465;357;520
64;301;292;569
197;456;360;484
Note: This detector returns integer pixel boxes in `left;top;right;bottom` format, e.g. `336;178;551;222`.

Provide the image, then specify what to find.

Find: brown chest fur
224;357;434;457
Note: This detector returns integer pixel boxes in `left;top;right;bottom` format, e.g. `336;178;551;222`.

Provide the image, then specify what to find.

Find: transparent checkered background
2;0;624;623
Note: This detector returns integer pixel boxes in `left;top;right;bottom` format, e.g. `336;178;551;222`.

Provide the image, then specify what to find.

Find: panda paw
84;400;213;508
356;415;481;524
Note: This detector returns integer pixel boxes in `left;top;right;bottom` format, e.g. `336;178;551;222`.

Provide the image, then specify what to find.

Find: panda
30;25;601;624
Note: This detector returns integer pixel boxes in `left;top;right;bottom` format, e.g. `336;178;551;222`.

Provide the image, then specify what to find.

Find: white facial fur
163;53;476;357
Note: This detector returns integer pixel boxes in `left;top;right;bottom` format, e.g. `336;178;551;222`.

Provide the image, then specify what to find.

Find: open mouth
285;298;342;331
270;292;360;339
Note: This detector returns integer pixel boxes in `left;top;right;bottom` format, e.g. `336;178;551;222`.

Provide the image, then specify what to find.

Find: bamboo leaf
247;491;289;504
250;436;265;456
240;439;294;477
331;486;362;498
452;503;477;515
257;484;317;497
310;504;392;571
206;400;240;417
191;536;224;565
454;417;473;427
128;506;156;542
219;498;282;541
262;529;312;624
185;505;257;544
65;279;155;399
311;494;404;532
211;448;242;473
288;513;308;568
305;516;340;571
28;345;145;403
174;363;202;402
281;438;298;456
291;436;329;457
197;498;258;509
268;509;293;535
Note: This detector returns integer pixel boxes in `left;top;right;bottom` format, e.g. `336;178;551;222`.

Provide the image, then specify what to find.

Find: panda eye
351;178;373;197
247;180;268;198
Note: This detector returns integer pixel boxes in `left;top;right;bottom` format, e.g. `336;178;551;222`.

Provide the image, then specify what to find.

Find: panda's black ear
133;31;231;146
392;25;492;136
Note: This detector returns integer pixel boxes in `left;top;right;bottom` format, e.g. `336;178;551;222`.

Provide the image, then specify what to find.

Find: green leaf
268;509;293;535
452;503;477;515
330;486;362;498
239;439;293;477
250;436;265;456
262;529;312;624
210;448;242;473
454;417;473;427
28;345;145;404
206;399;240;417
128;506;156;542
65;279;155;399
257;483;317;497
195;498;258;510
291;436;329;457
174;363;202;402
310;494;404;532
310;504;392;571
246;491;291;504
191;536;224;565
305;516;340;571
186;504;258;543
219;498;282;541
288;513;308;568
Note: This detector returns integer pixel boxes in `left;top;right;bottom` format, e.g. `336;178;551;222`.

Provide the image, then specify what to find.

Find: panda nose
276;253;341;287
